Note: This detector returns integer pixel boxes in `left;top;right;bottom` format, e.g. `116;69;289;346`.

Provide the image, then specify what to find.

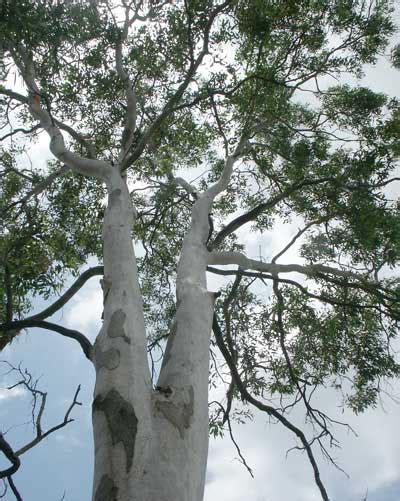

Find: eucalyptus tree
0;1;400;500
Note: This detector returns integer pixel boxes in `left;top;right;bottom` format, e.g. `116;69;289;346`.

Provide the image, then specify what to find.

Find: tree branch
210;177;334;249
7;48;110;180
1;165;69;217
15;385;82;457
116;5;138;165
124;0;233;168
0;320;92;360
212;314;330;501
0;266;103;358
208;250;362;281
0;87;96;158
28;265;104;322
0;434;20;480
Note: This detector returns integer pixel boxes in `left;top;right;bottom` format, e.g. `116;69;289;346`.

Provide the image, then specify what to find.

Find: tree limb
27;265;104;322
0;434;20;479
1;165;69;217
0;88;96;158
0;319;92;360
124;0;233;169
116;5;138;165
210;177;334;249
212;314;329;501
208;250;362;281
7;47;110;180
0;266;103;358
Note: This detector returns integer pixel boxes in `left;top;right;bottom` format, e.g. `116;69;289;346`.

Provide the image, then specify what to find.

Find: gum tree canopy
0;0;400;500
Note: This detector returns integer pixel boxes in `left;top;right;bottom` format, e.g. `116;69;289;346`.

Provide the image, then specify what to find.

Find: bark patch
108;309;130;344
93;389;138;472
94;342;120;370
94;474;118;501
155;386;194;439
109;188;122;208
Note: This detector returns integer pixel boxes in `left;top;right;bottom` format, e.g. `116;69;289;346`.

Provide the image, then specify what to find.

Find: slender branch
28;265;104;321
210;177;334;249
1;165;69;217
0;265;103;357
7;476;22;501
124;0;233;168
15;385;82;457
1;363;82;460
272;279;340;450
0;434;20;479
0;124;40;142
212;401;254;477
271;218;327;263
207;265;386;313
212;314;329;501
0;320;92;360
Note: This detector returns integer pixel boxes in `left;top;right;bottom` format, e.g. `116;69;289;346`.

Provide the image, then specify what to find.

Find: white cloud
0;386;26;401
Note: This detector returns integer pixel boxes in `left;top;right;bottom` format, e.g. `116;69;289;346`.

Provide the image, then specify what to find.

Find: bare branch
0;363;82;466
0;320;93;360
14;384;82;456
0;434;20;479
212;401;254;477
0;124;40;142
7;476;22;501
271;217;328;263
208;250;362;281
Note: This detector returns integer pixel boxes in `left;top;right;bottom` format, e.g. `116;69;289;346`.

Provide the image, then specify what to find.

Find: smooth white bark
92;170;153;501
208;250;364;281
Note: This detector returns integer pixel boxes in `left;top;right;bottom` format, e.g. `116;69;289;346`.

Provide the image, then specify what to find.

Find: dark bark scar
94;474;118;501
108;309;131;344
155;386;194;439
94;341;120;370
93;389;138;472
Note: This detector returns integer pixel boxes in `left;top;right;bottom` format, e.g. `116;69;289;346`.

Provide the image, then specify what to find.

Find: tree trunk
91;170;212;501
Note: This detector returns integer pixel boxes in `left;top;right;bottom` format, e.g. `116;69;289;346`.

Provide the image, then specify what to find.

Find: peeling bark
94;475;118;501
154;386;194;439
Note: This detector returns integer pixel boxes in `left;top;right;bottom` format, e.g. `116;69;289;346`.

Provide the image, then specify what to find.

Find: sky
1;15;400;501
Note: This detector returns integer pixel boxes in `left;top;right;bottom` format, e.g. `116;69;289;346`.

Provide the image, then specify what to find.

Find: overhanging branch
212;314;329;501
0;320;92;360
0;266;104;359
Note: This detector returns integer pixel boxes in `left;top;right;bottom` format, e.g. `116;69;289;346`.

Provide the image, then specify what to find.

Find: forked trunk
91;170;213;501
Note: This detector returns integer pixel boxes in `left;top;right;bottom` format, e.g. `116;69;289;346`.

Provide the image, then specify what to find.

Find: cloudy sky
1;20;400;501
